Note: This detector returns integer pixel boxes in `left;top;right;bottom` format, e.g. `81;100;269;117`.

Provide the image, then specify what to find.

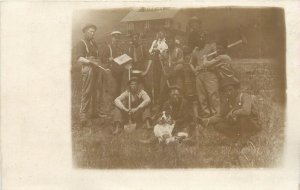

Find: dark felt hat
82;24;97;33
220;77;240;90
168;85;182;93
127;77;140;85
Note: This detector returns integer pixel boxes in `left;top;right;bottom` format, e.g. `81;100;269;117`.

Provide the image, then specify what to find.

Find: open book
113;54;132;65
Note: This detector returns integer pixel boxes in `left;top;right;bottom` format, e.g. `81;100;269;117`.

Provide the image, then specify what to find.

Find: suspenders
81;39;99;58
108;44;114;61
81;39;89;58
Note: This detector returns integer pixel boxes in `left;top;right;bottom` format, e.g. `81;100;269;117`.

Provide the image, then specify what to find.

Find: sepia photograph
2;1;300;190
71;7;286;169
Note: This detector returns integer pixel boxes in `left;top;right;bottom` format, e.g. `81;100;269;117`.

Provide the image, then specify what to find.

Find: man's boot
145;119;152;129
112;122;121;135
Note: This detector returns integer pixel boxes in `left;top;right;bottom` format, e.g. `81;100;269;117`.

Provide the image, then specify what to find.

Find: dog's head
156;111;173;125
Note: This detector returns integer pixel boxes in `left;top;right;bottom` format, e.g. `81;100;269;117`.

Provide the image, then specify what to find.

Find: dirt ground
71;58;285;169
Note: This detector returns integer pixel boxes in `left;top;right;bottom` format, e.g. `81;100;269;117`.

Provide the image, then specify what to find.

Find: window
145;20;150;29
165;19;170;28
128;22;134;30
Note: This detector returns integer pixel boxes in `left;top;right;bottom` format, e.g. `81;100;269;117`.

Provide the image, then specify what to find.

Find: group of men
73;16;261;139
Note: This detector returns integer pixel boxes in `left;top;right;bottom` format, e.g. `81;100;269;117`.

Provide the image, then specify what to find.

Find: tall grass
71;58;285;168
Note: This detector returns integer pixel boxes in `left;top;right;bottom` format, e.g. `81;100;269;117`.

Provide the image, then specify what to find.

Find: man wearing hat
200;78;261;139
162;85;193;135
112;77;152;134
189;31;218;119
159;34;185;106
203;38;238;82
74;24;102;126
187;16;206;51
125;32;151;96
101;31;125;99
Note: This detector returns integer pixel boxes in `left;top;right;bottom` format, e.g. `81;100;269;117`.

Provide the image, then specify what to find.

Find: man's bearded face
223;85;237;99
170;89;181;103
129;81;138;93
85;28;96;40
132;34;139;46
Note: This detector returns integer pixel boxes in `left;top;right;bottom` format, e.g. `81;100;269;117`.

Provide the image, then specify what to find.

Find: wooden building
121;8;189;36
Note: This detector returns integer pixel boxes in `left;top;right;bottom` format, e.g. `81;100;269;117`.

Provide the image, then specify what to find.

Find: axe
206;34;248;58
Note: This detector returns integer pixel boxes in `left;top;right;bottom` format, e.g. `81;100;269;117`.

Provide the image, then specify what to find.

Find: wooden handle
206;39;244;57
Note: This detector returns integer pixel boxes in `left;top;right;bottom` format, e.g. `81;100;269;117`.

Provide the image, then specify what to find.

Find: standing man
101;31;125;99
159;34;185;105
187;16;206;52
189;33;219;118
74;24;101;126
112;77;152;134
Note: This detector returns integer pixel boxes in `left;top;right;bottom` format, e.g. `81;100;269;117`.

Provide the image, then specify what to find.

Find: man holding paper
101;31;127;98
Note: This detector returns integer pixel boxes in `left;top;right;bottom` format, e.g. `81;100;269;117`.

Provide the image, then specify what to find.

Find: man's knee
112;107;123;123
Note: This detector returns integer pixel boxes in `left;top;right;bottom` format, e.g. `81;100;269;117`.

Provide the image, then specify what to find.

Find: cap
82;24;97;33
127;77;140;85
111;31;122;36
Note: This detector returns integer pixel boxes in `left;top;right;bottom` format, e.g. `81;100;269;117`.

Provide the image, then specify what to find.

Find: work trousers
214;116;261;138
79;65;101;121
195;71;220;118
112;106;151;125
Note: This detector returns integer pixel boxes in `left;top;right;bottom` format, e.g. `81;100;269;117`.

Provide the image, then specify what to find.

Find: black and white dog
153;111;176;144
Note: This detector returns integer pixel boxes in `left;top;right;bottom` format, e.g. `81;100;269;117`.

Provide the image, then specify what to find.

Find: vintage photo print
71;7;286;169
2;1;300;190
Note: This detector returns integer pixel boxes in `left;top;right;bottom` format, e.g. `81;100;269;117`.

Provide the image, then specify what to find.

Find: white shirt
149;38;168;54
114;89;151;110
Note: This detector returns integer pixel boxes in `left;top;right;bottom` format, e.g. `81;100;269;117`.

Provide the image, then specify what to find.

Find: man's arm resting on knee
136;90;151;110
114;92;129;112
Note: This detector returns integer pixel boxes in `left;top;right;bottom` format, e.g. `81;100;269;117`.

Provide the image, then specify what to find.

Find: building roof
121;9;179;22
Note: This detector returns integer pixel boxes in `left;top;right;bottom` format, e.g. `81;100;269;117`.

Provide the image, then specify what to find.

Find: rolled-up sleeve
114;91;128;110
137;90;151;109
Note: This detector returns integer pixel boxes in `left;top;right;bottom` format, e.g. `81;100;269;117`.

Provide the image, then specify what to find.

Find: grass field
71;58;285;169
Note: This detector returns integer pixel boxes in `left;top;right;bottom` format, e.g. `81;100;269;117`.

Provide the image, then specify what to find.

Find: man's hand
226;110;237;121
195;65;204;71
128;107;139;114
109;57;114;62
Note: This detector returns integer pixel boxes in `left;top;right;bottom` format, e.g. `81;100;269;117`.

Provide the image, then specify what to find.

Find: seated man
112;77;151;134
162;86;193;136
200;77;261;139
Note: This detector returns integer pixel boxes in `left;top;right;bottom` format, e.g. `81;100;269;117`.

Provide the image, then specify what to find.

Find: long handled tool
93;63;110;72
124;66;137;133
206;35;247;58
158;54;171;88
